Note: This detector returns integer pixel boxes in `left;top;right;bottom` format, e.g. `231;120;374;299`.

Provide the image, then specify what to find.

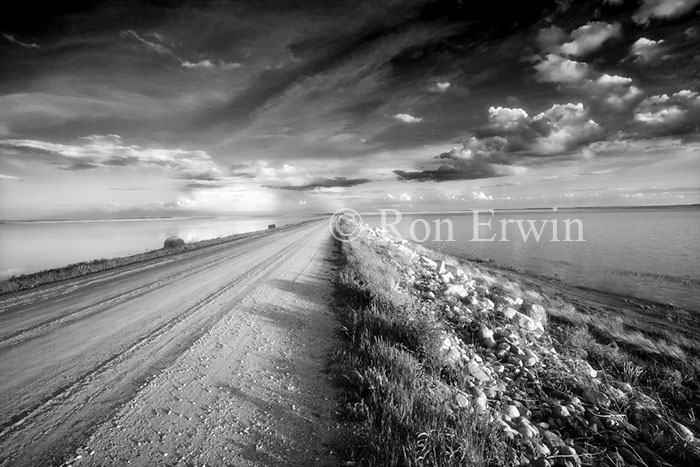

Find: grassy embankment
331;221;509;466
330;218;699;466
0;221;312;295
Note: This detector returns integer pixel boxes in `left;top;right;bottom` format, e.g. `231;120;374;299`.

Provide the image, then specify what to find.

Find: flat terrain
0;219;342;467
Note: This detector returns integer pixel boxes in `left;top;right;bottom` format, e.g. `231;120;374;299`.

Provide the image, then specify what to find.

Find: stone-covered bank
334;223;699;467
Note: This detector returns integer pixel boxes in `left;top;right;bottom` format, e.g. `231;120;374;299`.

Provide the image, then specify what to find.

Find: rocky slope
358;225;699;467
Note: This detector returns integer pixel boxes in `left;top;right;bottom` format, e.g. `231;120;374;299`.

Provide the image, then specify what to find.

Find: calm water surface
0;216;305;279
365;207;700;311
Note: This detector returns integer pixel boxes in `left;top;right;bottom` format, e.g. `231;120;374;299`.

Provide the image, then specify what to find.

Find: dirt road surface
0;219;344;467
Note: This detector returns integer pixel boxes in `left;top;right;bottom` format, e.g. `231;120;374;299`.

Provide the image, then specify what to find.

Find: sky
0;0;699;219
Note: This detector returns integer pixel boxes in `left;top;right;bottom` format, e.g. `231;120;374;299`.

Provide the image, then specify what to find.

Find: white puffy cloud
393;113;423;123
465;103;604;160
535;102;587;123
590;74;644;108
674;90;700;100
628;37;665;62
487;107;529;131
604;85;644;108
532;103;604;154
534;54;590;84
634;106;686;124
632;0;700;24
633;89;700;131
637;90;700;112
0;173;20;180
559;22;622;56
597;74;632;86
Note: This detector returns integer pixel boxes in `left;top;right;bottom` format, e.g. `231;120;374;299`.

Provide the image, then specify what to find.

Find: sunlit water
0;216;305;279
364;207;700;311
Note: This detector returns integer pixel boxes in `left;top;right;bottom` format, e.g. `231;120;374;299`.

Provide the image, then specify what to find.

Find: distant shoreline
359;203;700;216
0;214;311;224
1;203;697;223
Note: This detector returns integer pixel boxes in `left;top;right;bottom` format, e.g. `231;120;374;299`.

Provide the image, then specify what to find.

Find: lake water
0;216;305;279
364;207;700;311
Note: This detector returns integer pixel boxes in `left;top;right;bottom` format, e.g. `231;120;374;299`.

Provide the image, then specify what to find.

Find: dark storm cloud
191;0;564;134
61;161;100;171
266;177;372;191
2;0;699;193
182;172;221;181
0;0;568;160
394;162;506;182
196;4;429;126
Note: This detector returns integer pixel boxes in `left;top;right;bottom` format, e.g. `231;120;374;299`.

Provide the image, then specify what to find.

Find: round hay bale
163;236;186;249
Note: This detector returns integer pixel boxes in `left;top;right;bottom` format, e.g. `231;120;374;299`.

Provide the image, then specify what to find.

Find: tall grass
543;295;700;466
331;230;510;466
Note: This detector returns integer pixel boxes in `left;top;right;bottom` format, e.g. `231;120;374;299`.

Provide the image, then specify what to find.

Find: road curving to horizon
0;218;343;466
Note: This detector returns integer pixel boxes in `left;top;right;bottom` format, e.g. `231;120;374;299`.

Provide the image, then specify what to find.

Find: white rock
522;355;538;367
470;387;488;410
455;392;470;409
439;336;452;352
436;259;446;274
441;272;454;284
467;362;490;382
503;404;520;419
536;443;551;457
396;245;415;258
675;422;695;444
503;296;524;308
445;284;469;299
521;302;547;323
477;324;494;340
503;307;518;319
509;311;544;335
573;360;597;378
517;423;537;438
445;347;462;366
482;336;497;349
552;404;571;419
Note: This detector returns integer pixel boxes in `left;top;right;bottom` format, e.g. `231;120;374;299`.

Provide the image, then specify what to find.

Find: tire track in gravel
0;231;289;348
0;220;331;467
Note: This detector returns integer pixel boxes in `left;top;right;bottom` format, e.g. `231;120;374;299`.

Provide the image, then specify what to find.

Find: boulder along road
0;219;343;467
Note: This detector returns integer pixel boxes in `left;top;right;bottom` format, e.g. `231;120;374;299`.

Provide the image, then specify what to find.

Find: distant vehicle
268;224;276;229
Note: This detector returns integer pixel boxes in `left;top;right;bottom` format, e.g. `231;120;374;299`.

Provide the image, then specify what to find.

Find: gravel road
0;219;343;467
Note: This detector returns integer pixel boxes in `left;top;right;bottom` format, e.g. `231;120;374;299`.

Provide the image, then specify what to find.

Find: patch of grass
544;296;700;466
331;229;510;466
